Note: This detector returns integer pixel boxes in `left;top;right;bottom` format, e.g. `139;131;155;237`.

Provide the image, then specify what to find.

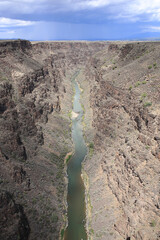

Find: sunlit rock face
83;42;160;240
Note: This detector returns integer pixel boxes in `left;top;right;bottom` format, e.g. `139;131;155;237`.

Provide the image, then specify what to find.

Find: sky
0;0;160;40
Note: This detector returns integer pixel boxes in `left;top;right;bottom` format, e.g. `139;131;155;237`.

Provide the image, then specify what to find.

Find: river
64;76;87;240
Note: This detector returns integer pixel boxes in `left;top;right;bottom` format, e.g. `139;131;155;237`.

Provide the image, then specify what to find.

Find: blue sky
0;0;160;40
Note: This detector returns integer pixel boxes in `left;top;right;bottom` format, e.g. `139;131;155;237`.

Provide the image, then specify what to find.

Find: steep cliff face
0;40;106;240
83;42;160;240
0;190;30;240
1;40;160;240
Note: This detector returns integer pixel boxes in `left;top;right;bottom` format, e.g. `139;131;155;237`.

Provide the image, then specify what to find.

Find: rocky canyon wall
0;40;160;240
83;42;160;240
0;40;106;240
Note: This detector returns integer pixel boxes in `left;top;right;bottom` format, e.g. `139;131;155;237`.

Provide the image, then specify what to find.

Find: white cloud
72;0;126;9
0;17;36;28
1;0;160;23
0;29;15;33
0;0;47;14
143;25;160;32
123;0;160;21
6;30;16;34
0;0;131;13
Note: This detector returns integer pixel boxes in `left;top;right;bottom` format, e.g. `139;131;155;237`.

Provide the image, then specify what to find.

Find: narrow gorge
64;75;87;240
0;40;160;240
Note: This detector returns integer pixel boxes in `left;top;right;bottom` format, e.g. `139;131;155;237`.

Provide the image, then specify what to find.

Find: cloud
117;1;160;24
0;17;36;28
0;29;15;33
0;0;135;14
7;30;16;34
143;25;160;32
67;0;126;10
1;0;160;23
122;0;160;21
0;0;45;13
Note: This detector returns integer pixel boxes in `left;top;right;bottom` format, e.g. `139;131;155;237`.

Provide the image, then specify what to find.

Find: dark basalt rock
13;166;26;184
0;40;32;56
0;190;30;240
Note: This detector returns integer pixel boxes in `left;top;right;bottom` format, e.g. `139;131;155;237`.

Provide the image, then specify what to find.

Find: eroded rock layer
0;40;106;240
83;42;160;240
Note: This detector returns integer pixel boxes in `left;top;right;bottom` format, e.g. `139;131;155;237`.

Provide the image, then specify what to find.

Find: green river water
64;77;87;240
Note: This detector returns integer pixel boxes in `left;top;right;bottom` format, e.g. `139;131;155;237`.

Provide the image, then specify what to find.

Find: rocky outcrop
0;190;30;240
0;40;32;56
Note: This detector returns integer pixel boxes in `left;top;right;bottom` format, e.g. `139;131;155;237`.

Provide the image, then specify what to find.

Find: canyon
0;40;160;240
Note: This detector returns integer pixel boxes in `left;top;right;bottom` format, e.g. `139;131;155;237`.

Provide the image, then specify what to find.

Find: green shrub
89;142;94;149
88;142;94;156
112;65;117;70
142;80;147;84
135;81;141;87
144;102;152;107
32;198;37;204
150;220;156;227
148;65;152;69
153;63;157;68
61;229;65;239
90;229;94;234
129;86;132;90
51;214;58;223
68;110;72;118
66;154;72;164
141;93;147;99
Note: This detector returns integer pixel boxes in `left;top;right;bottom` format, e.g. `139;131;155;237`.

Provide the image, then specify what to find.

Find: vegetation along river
64;75;87;240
